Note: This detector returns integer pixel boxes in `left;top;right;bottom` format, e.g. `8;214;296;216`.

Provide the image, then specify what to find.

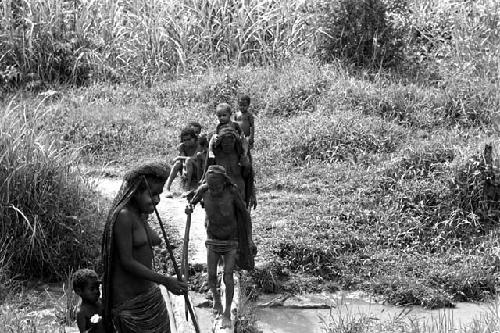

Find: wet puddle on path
254;292;498;332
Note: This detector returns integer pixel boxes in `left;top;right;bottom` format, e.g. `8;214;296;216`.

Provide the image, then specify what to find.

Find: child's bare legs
222;249;237;322
165;160;183;195
207;248;237;323
207;250;223;315
182;157;196;192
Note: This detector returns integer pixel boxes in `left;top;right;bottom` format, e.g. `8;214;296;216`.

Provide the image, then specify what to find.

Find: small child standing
72;269;104;333
234;95;255;150
215;103;242;135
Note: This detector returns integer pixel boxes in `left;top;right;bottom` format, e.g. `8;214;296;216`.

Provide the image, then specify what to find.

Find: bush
315;0;405;68
0;101;103;280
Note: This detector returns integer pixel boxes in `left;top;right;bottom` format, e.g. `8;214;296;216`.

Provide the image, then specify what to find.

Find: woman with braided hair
101;162;187;332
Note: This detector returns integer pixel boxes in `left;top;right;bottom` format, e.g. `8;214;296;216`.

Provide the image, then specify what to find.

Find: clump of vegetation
446;144;500;237
283;115;404;165
0;101;103;280
315;0;405;68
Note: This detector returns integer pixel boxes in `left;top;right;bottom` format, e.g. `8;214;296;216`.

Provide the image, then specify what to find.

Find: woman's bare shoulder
114;207;136;230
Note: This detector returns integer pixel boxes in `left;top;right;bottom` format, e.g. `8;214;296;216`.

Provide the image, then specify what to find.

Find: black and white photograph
1;0;499;332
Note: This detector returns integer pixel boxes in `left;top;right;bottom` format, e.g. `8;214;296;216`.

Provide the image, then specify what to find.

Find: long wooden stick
143;177;200;333
153;206;201;333
182;205;193;321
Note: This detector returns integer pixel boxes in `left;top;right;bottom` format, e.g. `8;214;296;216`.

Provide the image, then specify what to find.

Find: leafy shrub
202;75;241;113
0;102;103;280
315;0;405;68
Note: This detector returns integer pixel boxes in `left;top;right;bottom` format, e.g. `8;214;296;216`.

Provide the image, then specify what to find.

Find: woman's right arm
113;210;187;294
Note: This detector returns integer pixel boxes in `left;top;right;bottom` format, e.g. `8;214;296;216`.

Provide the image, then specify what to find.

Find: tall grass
1;0;498;87
0;97;103;281
0;0;315;86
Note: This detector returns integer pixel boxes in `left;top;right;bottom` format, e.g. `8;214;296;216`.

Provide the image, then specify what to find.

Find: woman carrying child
101;162;187;332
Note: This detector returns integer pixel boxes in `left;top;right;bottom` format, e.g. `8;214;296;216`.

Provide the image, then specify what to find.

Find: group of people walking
72;95;258;333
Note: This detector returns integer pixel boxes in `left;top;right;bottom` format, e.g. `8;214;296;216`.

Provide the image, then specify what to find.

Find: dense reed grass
1;0;498;87
0;98;103;281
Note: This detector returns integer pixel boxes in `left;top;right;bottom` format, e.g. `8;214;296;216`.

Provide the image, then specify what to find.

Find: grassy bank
2;54;498;310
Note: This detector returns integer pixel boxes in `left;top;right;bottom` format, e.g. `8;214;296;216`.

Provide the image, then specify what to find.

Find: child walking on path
188;165;256;326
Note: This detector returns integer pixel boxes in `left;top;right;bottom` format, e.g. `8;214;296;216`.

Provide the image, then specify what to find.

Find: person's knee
208;272;218;288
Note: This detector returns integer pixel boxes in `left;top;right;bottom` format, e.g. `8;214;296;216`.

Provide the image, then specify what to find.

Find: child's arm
76;309;89;333
249;113;255;145
188;184;209;207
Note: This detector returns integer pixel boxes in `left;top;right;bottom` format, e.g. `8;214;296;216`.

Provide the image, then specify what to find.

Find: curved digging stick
182;204;193;321
143;177;200;333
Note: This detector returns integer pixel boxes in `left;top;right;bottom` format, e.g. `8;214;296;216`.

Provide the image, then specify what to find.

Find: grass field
2;56;499;308
1;0;499;331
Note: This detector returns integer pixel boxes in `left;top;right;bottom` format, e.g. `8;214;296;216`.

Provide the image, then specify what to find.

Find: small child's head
238;95;250;113
72;269;100;304
188;122;202;136
205;165;231;196
180;127;198;147
216;103;232;125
